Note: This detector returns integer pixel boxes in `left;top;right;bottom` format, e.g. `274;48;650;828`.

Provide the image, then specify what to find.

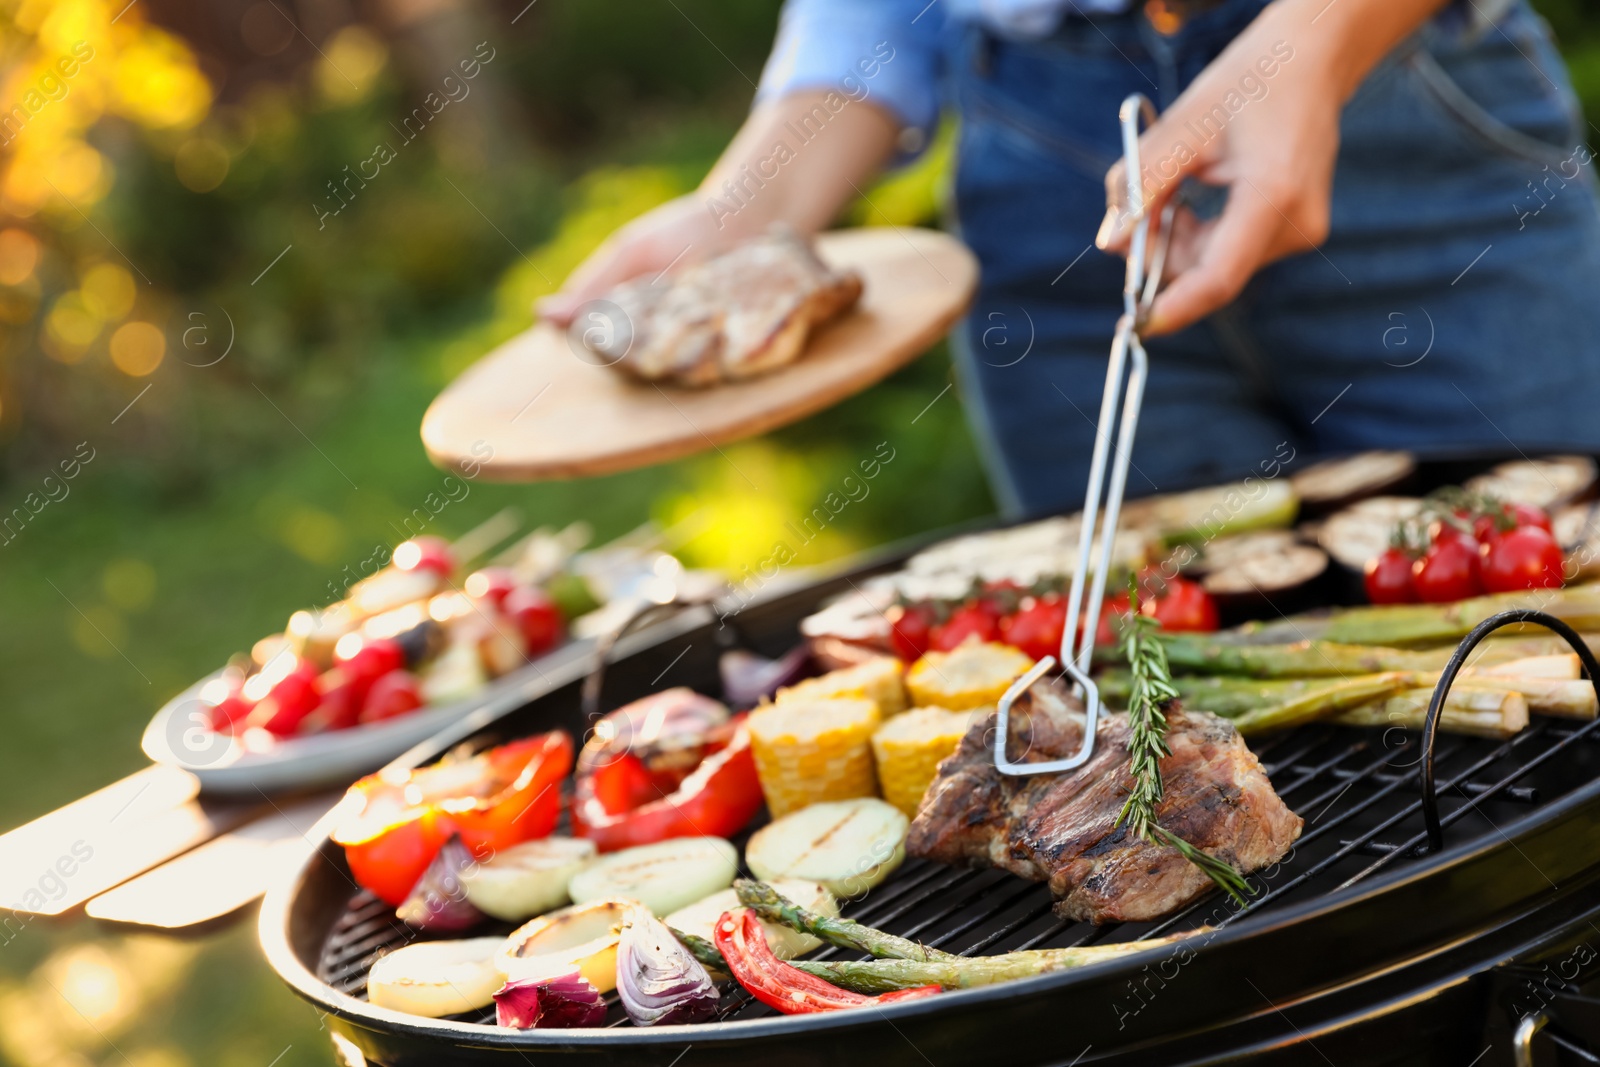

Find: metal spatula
993;93;1173;776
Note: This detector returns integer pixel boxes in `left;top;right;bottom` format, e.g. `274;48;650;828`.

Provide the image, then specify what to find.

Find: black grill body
259;467;1600;1067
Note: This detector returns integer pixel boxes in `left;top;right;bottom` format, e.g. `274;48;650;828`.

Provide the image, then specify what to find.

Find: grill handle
1419;608;1600;853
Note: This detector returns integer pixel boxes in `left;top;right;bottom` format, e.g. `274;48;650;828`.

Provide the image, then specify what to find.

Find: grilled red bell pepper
713;910;940;1014
332;731;572;905
570;688;763;852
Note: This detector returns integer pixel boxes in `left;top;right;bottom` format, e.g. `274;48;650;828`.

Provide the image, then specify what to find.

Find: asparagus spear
680;884;1199;995
733;880;956;962
672;927;731;973
1155;632;1600;679
1098;671;1413;720
1222;673;1417;734
788;942;1184;994
1332;687;1528;739
1221;585;1600;647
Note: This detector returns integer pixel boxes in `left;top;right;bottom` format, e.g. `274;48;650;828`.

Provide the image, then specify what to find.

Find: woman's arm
1098;0;1452;335
538;91;900;327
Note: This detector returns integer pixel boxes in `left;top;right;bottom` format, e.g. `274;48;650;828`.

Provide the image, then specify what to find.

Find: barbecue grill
259;457;1600;1067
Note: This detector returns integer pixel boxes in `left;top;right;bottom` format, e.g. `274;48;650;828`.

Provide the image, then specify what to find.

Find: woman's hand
538;89;901;328
536;195;747;327
1097;0;1449;336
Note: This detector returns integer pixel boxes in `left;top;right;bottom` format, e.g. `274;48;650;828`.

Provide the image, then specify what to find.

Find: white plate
141;642;594;796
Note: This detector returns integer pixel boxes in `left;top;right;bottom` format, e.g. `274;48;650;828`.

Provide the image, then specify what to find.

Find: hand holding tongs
993;93;1175;776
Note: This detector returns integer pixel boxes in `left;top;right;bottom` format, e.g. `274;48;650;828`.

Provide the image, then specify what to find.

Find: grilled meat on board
908;682;1302;924
575;227;862;387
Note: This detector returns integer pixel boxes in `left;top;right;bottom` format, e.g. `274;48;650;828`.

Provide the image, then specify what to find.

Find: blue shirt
756;0;1137;152
755;0;1508;156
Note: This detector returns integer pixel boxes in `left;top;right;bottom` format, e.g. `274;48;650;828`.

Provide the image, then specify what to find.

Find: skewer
993;93;1174;776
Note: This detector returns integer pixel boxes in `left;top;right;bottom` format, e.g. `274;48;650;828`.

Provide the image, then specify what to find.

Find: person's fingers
1097;113;1223;254
1142;180;1285;336
536;237;652;327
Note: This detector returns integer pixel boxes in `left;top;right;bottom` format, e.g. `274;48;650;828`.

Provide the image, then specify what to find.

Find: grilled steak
575;227;862;387
908;682;1302;923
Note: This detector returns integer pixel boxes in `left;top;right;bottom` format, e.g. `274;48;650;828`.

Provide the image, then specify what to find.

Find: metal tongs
993;93;1175;776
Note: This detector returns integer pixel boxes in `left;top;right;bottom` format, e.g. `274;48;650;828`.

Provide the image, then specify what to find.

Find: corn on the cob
746;698;880;817
870;706;982;816
777;656;908;717
906;642;1034;710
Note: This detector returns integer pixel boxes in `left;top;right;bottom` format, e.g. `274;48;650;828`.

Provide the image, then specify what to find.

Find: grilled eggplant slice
1466;456;1597;510
1290;451;1416;514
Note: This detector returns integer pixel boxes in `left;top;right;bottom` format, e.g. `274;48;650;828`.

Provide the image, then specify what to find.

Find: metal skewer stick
994;93;1175;776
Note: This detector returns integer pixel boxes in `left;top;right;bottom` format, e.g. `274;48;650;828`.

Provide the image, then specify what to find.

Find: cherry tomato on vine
1413;538;1482;602
1364;547;1419;604
930;602;999;651
999;596;1067;661
887;603;936;661
1480;525;1564;593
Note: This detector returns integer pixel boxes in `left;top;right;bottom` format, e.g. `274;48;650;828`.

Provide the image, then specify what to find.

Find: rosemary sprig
1117;589;1251;906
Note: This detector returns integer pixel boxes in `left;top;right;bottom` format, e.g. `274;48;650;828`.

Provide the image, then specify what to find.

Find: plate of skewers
142;513;725;795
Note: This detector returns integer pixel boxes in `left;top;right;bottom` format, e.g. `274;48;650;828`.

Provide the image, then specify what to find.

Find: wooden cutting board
421;227;978;481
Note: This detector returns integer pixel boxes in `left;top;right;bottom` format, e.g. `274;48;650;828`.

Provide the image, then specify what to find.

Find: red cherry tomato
299;668;366;734
930;601;999;651
1426;519;1478;551
1095;592;1133;647
1364;547;1419;604
464;567;519;610
392;536;455;577
1474;501;1554;543
206;693;254;733
359;669;425;724
246;662;323;736
998;596;1066;661
336;637;406;684
1481;526;1565;593
1413;538;1483;602
1141;575;1219;632
887;603;935;661
504;586;564;658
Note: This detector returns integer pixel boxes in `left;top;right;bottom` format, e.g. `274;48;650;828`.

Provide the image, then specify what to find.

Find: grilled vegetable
776;656;908;717
1316;496;1425;571
333;732;573;906
905;642;1034;711
746;698;880;816
745;798;908;896
570;690;764;851
1157;625;1600;679
616;906;719;1026
568;837;738;917
871;706;981;817
719;647;810;708
494;967;607;1029
1225;584;1600;647
1290;451;1416;512
1119;478;1299;545
710;882;1198;994
1465;456;1597;510
418;639;488;706
732;880;951;962
1332;687;1529;739
459;836;597;922
712;909;940;1014
367;936;505;1017
396;835;486;931
789;944;1186;994
1199;543;1329;605
668;879;839;960
497;899;631;992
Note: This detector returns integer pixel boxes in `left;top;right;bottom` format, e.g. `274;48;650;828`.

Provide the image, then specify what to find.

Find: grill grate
314;712;1600;1030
